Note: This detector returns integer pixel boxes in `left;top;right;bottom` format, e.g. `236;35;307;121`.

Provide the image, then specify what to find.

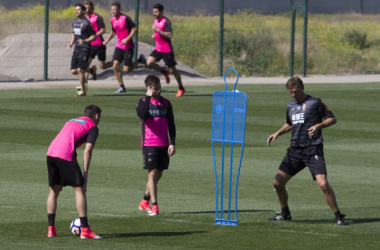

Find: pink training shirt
110;13;136;50
87;12;105;46
142;98;169;147
154;16;173;53
47;116;97;162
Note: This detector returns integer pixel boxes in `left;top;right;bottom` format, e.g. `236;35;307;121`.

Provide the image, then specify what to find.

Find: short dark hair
144;75;160;88
286;76;304;89
75;3;86;12
153;3;164;12
83;1;94;10
84;104;102;118
111;2;121;9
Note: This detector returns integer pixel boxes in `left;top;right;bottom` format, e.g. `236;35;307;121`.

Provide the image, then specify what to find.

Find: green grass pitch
0;82;379;249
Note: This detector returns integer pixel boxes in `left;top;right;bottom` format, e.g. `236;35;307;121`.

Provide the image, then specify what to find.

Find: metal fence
0;0;380;81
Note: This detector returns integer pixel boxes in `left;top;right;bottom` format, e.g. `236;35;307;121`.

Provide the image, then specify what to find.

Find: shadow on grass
102;230;207;238
289;217;380;225
350;218;380;224
170;209;271;215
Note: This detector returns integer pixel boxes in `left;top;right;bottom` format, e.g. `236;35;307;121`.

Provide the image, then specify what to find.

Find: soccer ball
70;218;82;236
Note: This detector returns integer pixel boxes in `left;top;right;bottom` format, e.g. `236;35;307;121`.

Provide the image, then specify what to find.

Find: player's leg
98;44;113;70
148;147;169;216
147;169;159;205
47;185;61;237
269;147;304;221
76;49;91;96
306;145;348;225
170;66;185;97
46;156;62;237
315;175;348;225
71;49;79;76
112;48;126;93
147;50;170;83
122;49;138;73
269;169;293;221
85;46;96;84
164;51;186;96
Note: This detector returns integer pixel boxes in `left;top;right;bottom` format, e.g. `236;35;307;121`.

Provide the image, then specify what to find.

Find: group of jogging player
69;2;185;97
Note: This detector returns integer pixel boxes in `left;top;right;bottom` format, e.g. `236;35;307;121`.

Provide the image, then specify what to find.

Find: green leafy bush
342;30;369;49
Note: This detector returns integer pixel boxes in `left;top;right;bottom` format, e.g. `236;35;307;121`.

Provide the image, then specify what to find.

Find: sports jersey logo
291;113;305;124
149;109;167;117
73;28;81;35
69;118;87;124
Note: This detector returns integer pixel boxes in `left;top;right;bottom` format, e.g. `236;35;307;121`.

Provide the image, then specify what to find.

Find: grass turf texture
0;83;379;249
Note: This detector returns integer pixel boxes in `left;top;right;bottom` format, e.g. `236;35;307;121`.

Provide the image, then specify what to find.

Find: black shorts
142;146;169;170
113;47;134;66
279;144;327;180
90;44;106;61
71;48;91;70
149;50;177;67
47;156;84;187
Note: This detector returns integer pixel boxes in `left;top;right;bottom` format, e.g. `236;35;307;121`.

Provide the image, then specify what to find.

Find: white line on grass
165;219;214;225
278;229;338;237
69;211;130;218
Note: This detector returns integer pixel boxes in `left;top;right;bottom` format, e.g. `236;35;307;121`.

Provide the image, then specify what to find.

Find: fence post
302;0;308;77
44;0;49;80
289;1;308;77
134;0;139;62
289;7;295;77
218;0;224;77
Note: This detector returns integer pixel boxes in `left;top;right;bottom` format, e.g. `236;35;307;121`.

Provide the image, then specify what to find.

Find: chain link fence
0;0;380;81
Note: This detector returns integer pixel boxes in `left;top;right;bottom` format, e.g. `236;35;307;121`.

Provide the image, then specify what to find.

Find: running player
146;3;185;97
68;3;96;97
267;76;348;226
136;75;176;216
80;1;113;90
103;2;146;93
46;105;102;239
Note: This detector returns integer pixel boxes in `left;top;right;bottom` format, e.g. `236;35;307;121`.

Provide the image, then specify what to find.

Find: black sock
152;202;158;206
160;69;167;75
89;68;93;74
120;84;126;90
281;206;290;216
334;210;341;219
80;216;89;228
143;194;151;201
48;213;56;226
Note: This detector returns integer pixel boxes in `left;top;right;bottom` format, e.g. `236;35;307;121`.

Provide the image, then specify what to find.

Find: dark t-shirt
72;18;96;50
286;95;334;147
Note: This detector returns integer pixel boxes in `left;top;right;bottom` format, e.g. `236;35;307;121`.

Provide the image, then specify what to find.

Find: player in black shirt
68;3;96;97
266;76;348;226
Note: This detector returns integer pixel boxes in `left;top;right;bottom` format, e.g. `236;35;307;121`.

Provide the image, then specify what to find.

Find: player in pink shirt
103;2;146;93
46;105;102;239
145;3;185;97
136;75;176;216
80;1;113;91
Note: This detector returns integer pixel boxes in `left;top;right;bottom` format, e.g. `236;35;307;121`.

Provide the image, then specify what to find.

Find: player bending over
46;105;102;239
